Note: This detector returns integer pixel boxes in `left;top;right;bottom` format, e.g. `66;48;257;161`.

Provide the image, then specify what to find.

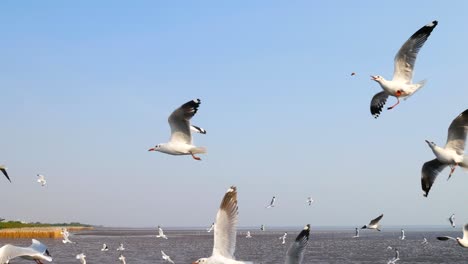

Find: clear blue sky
1;1;467;228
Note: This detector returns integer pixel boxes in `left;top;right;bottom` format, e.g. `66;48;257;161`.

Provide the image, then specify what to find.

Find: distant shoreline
0;226;93;239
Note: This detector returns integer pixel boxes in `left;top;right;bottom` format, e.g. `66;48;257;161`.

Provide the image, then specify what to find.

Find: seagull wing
370;91;389;118
392;21;438;83
0;167;11;182
212;186;238;259
421;158;447;197
369;214;384;226
168;99;201;144
437;236;457;241
445;109;468;155
285;225;310;264
463;223;468;240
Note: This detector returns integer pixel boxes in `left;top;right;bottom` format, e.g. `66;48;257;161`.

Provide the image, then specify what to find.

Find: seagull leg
190;152;201;161
387;98;400;110
447;164;457;180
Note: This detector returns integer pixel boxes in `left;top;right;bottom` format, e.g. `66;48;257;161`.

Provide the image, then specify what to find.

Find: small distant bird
246;231;252;238
351;72;356;76
117;243;125;251
421;109;468;197
260;224;266;231
387;248;400;264
306;197;314;206
161;250;175;264
266;196;276;208
370;20;438;118
0;165;11;182
61;228;73;244
206;223;214;233
353;228;359;238
118;254;126;264
192;186;251;264
285;224;310;264
386;246;393;250
0;239;52;264
76;253;86;264
157;226;168;239
361;214;384;231
279;232;288;244
37;174;46;187
437;223;468;248
148;99;207;161
421;237;429;245
400;229;405;240
449;214;456;228
101;243;108;251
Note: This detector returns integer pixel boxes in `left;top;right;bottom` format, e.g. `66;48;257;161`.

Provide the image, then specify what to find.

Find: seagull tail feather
404;79;426;100
460;155;468;171
190;146;207;154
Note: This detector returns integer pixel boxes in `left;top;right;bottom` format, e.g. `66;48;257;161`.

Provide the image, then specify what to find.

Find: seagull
370;20;438;118
61;228;73;244
0;239;52;264
306;197;313;206
207;223;214;233
245;231;252;238
421;237;429;245
400;229;405;240
387;248;400;264
449;214;456;228
76;253;86;264
148;99;207;160
260;225;265;232
279;232;288;244
161;250;175;264
421;109;468;197
0;165;11;182
101;243;108;251
191;125;207;134
265;196;276;208
437;223;468;248
157;226;168;239
353;227;359;238
361;214;384;231
285;224;310;264
192;186;252;264
37;174;46;187
117;243;125;251
118;254;126;264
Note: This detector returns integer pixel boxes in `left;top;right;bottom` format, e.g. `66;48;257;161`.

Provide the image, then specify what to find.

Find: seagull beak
370;75;377;80
424;140;430;145
148;148;155;151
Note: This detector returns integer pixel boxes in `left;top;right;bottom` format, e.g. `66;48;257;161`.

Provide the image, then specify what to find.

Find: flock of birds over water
1;19;468;264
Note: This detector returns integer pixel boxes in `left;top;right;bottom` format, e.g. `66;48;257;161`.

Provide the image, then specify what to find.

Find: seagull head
192;258;207;264
148;144;161;152
371;75;384;83
425;140;436;148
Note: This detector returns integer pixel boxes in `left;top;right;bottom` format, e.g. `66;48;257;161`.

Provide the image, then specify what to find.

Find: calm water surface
1;228;467;263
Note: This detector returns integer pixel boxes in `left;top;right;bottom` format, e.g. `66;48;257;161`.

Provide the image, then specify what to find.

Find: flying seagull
353;228;359;238
370;20;438;118
117;243;125;251
76;253;86;264
101;243;109;251
449;214;456;228
118;254;126;264
400;229;406;240
285;224;310;264
148;99;207;160
0;165;11;182
421;109;468;197
61;228;73;244
437;223;468;248
386;248;400;264
0;239;52;264
421;237;429;245
207;223;214;233
265;196;276;208
192;186;252;264
361;214;384;231
161;250;175;264
279;232;288;244
306;197;313;206
37;174;46;187
246;231;252;238
157;226;168;239
260;225;265;232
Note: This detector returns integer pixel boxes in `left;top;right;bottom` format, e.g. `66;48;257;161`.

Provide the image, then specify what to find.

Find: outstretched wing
369;214;384;226
445;109;468;155
285;225;310;264
392;21;438;83
370;91;388;118
168;99;201;144
421;159;447;197
212;186;238;259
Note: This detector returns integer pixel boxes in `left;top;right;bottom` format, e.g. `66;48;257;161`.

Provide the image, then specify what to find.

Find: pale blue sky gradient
1;1;468;227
